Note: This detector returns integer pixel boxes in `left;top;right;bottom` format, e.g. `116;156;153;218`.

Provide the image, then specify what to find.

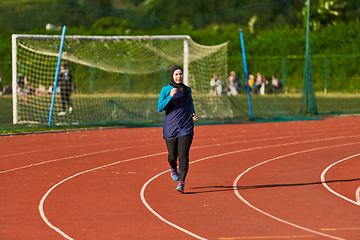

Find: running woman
157;65;198;193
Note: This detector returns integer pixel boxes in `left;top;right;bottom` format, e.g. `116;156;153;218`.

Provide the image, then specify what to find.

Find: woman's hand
170;87;178;97
192;113;198;122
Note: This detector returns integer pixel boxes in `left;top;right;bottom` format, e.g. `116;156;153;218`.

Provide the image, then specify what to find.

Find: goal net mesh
14;35;229;127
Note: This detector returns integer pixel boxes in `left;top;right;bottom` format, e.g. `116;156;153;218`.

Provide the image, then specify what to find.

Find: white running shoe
58;111;66;116
69;107;73;114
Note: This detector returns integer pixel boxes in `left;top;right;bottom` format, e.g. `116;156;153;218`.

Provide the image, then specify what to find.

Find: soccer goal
12;34;229;126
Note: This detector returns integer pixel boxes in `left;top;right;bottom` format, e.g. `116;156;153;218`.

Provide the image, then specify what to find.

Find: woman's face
173;69;183;84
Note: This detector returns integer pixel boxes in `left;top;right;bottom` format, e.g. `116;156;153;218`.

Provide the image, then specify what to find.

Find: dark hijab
170;65;189;96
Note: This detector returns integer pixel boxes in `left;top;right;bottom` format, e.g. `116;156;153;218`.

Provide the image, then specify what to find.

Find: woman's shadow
185;177;360;195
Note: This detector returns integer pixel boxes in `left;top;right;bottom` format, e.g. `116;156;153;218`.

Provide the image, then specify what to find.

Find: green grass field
1;92;360;134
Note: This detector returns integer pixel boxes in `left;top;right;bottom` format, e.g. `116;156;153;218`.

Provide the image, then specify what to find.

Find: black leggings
60;88;72;111
165;133;194;182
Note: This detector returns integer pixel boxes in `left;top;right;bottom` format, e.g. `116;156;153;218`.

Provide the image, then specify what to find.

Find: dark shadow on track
185;178;360;194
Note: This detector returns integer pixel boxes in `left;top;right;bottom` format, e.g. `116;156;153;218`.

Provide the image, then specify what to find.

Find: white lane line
140;152;239;240
0;138;159;159
140;171;207;240
232;143;360;240
320;153;360;206
0;144;159;174
39;138;360;239
3;133;360;174
39;152;166;240
356;187;360;203
191;133;360;151
142;142;360;240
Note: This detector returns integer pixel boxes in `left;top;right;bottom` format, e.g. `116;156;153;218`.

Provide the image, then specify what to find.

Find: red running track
1;116;360;239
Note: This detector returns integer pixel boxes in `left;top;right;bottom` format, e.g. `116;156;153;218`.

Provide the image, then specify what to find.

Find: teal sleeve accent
157;85;173;112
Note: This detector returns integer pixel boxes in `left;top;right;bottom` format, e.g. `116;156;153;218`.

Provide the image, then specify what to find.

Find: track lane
1;117;360;239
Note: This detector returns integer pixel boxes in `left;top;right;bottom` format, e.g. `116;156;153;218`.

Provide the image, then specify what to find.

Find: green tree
299;0;347;30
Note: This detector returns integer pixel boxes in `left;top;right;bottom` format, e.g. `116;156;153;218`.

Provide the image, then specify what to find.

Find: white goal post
12;34;229;126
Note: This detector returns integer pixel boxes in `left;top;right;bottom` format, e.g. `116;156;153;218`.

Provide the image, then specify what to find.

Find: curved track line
140;152;238;240
140;172;207;240
232;143;360;240
356;187;360;203
39;152;166;240
141;142;360;239
321;153;360;206
39;139;288;239
39;138;360;238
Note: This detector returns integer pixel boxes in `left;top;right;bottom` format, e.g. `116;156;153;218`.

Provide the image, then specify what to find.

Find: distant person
17;73;27;90
227;71;239;96
27;83;35;95
17;73;28;103
210;73;222;96
57;62;73;116
36;83;47;95
254;72;263;93
255;72;262;84
259;75;268;95
271;74;282;93
48;83;54;94
3;82;12;95
245;74;255;93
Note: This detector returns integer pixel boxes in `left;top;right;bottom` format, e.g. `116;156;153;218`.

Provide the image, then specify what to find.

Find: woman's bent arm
157;87;172;112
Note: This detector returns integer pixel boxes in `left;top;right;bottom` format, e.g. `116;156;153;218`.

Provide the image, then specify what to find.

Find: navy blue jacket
157;85;196;140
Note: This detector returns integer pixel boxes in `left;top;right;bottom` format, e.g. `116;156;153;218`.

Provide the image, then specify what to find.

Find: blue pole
239;29;252;117
48;26;66;126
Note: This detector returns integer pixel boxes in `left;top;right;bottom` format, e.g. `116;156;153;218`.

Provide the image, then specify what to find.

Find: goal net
12;34;229;127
